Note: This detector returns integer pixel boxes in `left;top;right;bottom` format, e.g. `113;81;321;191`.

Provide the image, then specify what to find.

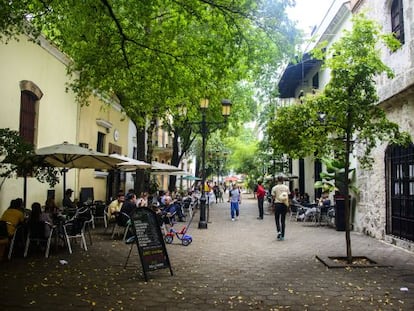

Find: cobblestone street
1;194;414;310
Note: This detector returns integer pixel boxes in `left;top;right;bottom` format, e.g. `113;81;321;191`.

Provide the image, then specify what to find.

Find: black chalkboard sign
128;207;173;281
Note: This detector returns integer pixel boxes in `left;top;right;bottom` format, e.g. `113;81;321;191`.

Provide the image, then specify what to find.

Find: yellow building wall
77;96;129;202
0;36;78;213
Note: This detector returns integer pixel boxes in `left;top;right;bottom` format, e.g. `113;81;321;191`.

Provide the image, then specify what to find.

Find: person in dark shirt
161;196;185;223
62;189;76;209
120;192;137;217
61;188;77;218
213;182;219;203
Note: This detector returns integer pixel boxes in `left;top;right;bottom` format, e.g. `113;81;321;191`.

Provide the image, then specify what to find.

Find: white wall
0;36;79;213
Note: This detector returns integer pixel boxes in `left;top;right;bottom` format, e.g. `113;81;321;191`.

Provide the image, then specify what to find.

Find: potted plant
314;157;358;231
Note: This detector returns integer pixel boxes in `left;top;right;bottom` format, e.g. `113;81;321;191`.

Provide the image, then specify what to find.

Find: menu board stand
127;207;173;281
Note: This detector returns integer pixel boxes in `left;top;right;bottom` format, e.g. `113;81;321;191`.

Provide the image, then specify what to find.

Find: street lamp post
216;152;220;184
199;99;208;229
198;98;231;229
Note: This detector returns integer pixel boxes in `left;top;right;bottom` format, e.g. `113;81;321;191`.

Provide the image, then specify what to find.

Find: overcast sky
286;0;334;35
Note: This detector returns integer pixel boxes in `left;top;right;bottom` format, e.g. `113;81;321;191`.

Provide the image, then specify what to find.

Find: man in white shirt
271;176;290;241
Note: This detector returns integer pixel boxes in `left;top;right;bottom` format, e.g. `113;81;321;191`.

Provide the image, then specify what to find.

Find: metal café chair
289;203;300;221
92;201;106;228
0;221;26;260
111;212;131;242
62;206;93;254
24;221;56;258
104;206;116;233
316;205;330;226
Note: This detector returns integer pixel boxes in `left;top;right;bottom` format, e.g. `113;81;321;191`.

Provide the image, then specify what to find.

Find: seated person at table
108;193;125;220
298;206;318;221
1;199;25;237
45;197;59;215
318;192;331;208
29;202;53;237
62;189;76;211
159;190;169;206
136;192;148;208
301;193;310;204
120;192;137;217
161;196;184;223
292;188;301;201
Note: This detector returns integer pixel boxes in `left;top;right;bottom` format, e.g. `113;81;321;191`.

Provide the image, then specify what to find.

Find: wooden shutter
19;91;37;144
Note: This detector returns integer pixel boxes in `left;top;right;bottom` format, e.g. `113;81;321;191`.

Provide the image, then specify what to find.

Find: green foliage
268;13;412;261
1;0;299;130
224;126;265;181
1;1;301;193
314;158;358;196
0;128;60;188
149;177;159;195
269;13;411;168
267;94;333;159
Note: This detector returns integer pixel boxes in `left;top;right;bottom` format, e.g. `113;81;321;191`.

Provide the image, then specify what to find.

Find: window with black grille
391;0;405;44
97;132;105;153
385;143;414;242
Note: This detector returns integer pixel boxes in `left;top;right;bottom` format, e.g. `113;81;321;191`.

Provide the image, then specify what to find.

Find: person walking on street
228;183;241;221
256;180;266;220
271;175;290;240
218;183;225;203
213;182;219;204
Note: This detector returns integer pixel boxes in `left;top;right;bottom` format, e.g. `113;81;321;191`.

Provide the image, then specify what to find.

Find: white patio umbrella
182;175;202;181
163;170;193;176
36;142;125;191
150;161;182;174
36;142;124;169
108;154;151;196
109;154;151;170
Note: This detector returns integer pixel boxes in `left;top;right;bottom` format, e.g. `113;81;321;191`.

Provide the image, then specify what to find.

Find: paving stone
0;194;413;310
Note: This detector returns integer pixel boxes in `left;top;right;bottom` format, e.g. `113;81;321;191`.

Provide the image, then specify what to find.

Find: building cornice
38;35;71;67
306;1;351;51
350;0;364;12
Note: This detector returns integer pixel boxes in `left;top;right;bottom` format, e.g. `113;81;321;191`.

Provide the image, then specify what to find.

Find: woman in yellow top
108;193;125;219
1;198;25;236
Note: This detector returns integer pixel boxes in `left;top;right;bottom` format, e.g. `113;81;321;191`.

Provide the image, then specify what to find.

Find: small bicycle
164;209;195;246
164;226;192;246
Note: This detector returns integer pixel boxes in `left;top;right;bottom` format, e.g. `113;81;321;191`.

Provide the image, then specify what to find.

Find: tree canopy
268;13;410;167
1;0;303;193
1;0;300;127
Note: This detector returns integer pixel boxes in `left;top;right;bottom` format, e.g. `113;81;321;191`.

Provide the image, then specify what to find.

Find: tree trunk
135;125;146;194
344;119;352;264
145;116;157;193
169;131;180;192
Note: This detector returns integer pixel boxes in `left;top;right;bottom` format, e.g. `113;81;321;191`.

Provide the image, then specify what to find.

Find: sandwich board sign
127;207;173;281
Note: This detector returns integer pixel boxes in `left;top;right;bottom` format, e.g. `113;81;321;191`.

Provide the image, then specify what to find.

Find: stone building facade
352;0;414;250
278;0;413;251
